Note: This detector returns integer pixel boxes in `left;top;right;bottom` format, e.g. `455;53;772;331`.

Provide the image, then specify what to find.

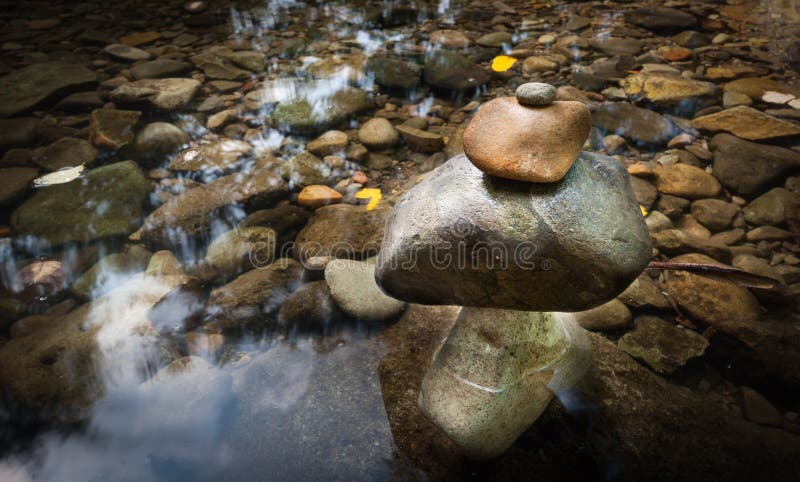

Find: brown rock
653;163;721;199
89;109;142;149
462;98;591;182
395;124;445;153
297;185;343;208
662;253;761;327
692;106;800;141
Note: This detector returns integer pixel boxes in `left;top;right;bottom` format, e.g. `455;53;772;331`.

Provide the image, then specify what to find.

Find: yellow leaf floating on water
356;188;382;211
640;205;648;217
491;55;517;72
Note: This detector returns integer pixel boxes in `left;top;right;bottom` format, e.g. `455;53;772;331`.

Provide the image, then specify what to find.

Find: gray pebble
515;82;557;106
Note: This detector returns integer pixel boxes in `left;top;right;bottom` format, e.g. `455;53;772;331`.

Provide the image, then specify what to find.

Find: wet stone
32;137;97;171
324;258;406;322
617;316;709;374
376;152;651;311
0;62;97;117
11;161;150;247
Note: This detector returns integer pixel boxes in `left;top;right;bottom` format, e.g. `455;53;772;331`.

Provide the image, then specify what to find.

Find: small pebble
515;82;557;106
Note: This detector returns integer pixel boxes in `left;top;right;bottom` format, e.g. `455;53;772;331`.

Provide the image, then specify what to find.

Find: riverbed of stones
0;0;799;477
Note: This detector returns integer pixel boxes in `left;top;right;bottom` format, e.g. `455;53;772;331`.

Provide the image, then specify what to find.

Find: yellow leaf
356;188;382;211
640;205;648;217
491;55;517;72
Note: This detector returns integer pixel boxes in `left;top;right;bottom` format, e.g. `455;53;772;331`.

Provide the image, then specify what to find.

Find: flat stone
103;43;152;61
11;161;150;247
591;37;643;56
621;72;715;104
618;316;708;374
375;152;651;311
476;31;513;48
131;59;192;79
169;139;251;172
463;98;590;182
692;106;800;141
429;30;470;48
32;137;97;171
627;7;697;31
593;102;677;146
119;31;161;46
0;62;97;117
110;78;201;111
325;258;406;321
89;108;142;149
653;163;721;199
710;133;800;196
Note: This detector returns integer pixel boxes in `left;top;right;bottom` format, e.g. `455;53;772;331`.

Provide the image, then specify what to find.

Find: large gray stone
710;133;800;197
11;161;150;247
0;62;97;117
375;152;651;311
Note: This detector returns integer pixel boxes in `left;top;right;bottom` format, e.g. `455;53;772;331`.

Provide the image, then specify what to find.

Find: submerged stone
418;308;590;459
271;87;372;135
11;161;150;247
0;62;97;117
375;152;651;312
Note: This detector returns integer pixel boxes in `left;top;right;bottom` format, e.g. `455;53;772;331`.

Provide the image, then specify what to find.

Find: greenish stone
11;161;151;247
271;88;372;135
376;152;652;312
419;308;590;459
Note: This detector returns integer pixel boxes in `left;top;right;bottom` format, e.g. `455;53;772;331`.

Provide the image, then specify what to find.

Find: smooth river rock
375;152;651;312
0;62;97;117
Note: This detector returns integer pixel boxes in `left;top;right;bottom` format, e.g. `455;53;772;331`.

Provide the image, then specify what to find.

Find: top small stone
515;82;557;106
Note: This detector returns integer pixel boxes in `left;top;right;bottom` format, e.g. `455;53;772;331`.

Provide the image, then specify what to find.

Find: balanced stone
462;97;590;182
375;152;651;312
515;82;557;106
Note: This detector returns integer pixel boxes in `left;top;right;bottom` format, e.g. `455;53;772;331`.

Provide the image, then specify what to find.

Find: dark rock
141;169;289;250
32;137;97;171
294;204;389;262
131;59;193;80
0;62;97;117
0;167;38;207
627;7;697;31
710;133;800;197
11;161;150;247
0;118;40;151
592;102;677;146
423;52;490;92
364;57;421;90
277;280;339;329
206;258;303;330
617;315;708;374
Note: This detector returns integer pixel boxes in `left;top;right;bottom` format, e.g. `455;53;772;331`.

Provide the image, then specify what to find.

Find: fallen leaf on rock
355;188;382;211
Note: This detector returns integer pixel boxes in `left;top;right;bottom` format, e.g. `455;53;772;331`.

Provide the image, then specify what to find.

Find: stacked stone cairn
375;83;652;458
